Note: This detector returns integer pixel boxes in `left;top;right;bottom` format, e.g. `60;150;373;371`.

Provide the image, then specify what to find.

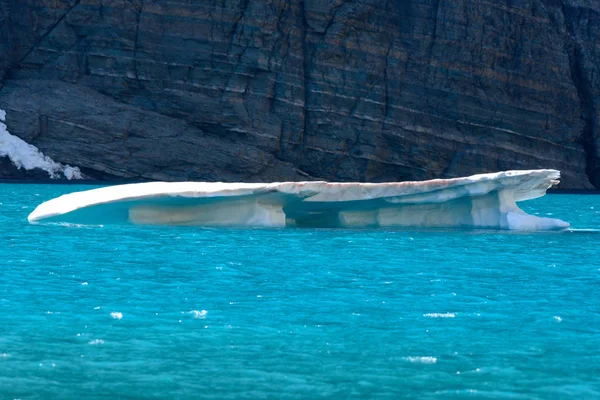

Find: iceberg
27;169;569;230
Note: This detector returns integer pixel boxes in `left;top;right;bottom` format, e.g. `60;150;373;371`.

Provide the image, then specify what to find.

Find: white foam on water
0;108;83;179
189;310;208;319
404;356;438;364
89;339;105;345
110;312;123;320
424;313;455;318
553;316;563;323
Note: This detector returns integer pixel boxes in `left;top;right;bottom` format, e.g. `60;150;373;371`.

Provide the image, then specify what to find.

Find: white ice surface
0;109;83;179
27;169;569;230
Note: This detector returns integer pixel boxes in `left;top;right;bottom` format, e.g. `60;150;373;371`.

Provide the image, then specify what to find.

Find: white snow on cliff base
0;109;82;179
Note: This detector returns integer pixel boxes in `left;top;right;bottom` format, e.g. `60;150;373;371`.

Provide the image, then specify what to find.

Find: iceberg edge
27;169;569;230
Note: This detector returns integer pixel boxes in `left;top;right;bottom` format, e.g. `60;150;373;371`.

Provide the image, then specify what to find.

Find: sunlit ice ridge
27;169;569;230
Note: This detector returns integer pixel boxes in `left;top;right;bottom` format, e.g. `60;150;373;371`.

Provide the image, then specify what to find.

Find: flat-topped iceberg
27;169;569;230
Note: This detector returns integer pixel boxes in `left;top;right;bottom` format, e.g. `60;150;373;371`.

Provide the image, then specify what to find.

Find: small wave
50;222;104;229
553;316;563;323
110;312;123;320
189;310;207;319
424;313;455;318
89;339;104;345
404;356;437;364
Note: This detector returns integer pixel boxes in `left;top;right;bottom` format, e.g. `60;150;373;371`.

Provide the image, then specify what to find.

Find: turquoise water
1;184;600;399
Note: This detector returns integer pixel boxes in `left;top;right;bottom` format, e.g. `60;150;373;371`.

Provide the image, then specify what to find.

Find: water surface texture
1;184;600;399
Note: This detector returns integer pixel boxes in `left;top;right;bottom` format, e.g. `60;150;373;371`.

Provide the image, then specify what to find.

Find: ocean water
1;184;599;399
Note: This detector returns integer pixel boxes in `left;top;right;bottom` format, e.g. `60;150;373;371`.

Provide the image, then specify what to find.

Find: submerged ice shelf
28;170;569;230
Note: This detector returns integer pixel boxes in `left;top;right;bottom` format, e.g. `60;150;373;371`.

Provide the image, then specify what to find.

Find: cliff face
0;0;598;188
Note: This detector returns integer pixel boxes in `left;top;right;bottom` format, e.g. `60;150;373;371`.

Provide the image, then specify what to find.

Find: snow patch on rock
0;109;83;179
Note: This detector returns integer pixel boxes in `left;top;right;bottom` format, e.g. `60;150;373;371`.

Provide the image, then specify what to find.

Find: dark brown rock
0;157;50;180
0;0;598;188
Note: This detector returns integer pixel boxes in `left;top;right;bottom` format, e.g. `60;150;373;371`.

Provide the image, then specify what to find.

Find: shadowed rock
0;1;598;188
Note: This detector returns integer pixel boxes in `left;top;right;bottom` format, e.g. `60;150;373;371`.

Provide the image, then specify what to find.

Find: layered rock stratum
0;0;598;188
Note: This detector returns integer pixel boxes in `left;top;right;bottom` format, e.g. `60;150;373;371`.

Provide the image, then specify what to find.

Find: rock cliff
0;0;598;188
